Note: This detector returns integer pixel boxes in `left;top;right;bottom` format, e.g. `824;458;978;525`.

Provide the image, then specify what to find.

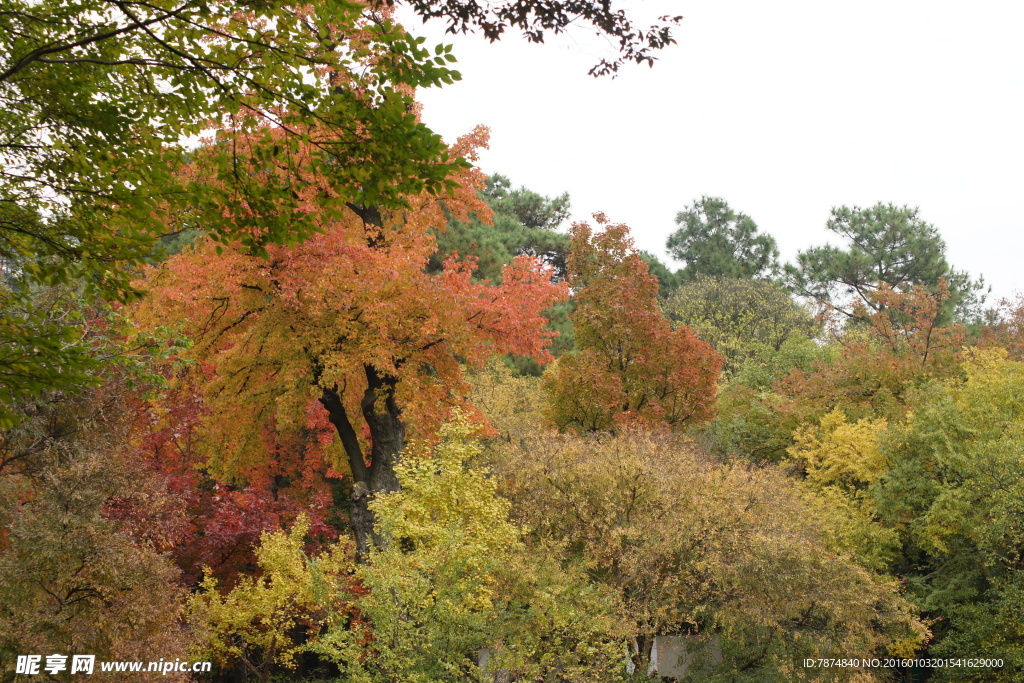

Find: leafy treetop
545;215;721;432
666;196;781;283
788;203;986;323
135;126;568;556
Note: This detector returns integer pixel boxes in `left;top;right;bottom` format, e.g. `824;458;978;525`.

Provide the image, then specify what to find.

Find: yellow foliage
493;429;926;679
789;408;888;492
187;515;353;676
316;412;629;682
787;409;899;571
468;357;549;444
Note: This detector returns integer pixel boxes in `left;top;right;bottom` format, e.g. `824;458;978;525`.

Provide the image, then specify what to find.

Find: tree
778;281;966;424
390;0;682;76
788;203;986;322
130;373;345;587
429;173;571;282
0;0;678;419
0;284;105;426
663;276;818;374
874;350;1024;678
307;414;629;682
1;0;470;289
1;0;680;297
786;409;901;574
0;376;190;667
544;215;721;432
1;0;469;422
666;196;781;283
134;128;568;558
640;250;683;298
704;282;965;464
980;293;1024;361
493;430;926;679
429;173;574;376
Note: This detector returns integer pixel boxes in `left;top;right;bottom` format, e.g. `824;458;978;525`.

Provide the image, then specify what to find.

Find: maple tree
128;376;342;586
544;215;721;432
135;126;567;558
1;0;679;421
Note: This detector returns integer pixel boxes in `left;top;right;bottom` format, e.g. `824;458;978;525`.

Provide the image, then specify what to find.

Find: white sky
398;0;1024;303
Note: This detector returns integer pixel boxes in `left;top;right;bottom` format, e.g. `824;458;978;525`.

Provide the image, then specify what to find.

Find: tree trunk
318;364;405;561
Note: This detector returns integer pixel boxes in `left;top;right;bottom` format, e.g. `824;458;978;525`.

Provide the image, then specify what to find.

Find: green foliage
874;350;1024;676
483;174;572;232
639;250;683;298
730;333;835;392
663;276;818;374
700;384;803;463
431;173;571;282
0;283;182;429
788;203;986;323
697;335;835;464
1;0;465;289
0;284;99;426
666;197;781;282
704;283;966;466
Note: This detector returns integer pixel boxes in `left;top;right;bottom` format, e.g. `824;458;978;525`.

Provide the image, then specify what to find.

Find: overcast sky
397;0;1024;303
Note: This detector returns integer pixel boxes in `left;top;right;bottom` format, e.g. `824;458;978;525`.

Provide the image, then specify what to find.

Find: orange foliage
781;280;965;422
544;216;721;432
132;123;568;556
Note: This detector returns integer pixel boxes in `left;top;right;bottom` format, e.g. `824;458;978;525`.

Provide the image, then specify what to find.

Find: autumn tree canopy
544;216;721;432
136;126;567;557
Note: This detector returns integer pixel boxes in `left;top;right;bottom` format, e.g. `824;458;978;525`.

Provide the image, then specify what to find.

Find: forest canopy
1;1;1020;681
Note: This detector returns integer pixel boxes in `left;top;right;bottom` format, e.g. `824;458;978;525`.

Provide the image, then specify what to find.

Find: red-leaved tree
544;215;722;432
134;126;568;556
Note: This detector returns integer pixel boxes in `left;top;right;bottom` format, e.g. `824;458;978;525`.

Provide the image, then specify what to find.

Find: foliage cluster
544;216;722;433
4;2;1023;679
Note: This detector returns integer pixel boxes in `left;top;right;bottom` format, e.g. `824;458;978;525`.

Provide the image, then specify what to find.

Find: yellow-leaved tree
187;516;353;682
787;409;901;572
315;413;629;682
